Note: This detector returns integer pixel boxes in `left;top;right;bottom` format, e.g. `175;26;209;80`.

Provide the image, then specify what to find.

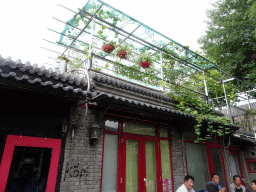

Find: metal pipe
61;18;93;55
51;19;161;64
160;51;164;91
222;81;234;124
52;17;114;43
39;46;62;54
58;4;157;52
248;92;251;109
151;43;169;56
62;4;103;55
103;24;141;58
160;51;163;79
47;28;89;47
89;16;95;68
203;71;209;101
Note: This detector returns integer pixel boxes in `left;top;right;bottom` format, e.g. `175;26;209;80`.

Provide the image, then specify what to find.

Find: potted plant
58;55;70;63
114;42;133;59
135;51;155;68
102;40;117;53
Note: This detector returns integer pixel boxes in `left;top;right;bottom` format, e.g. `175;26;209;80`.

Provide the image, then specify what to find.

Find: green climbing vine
169;89;232;143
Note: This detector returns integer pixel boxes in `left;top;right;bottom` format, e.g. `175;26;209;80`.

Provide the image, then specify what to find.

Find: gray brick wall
171;129;187;191
59;106;104;192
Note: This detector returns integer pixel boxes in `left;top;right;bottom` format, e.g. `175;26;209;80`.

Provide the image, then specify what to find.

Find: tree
198;0;256;91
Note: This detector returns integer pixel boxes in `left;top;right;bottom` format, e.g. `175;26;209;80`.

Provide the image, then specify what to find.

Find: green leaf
98;30;103;35
104;63;110;69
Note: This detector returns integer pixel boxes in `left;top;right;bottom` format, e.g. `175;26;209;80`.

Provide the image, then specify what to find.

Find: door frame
0;135;61;192
122;133;161;192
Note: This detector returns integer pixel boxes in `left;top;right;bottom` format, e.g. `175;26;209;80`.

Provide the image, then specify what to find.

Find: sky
0;0;215;67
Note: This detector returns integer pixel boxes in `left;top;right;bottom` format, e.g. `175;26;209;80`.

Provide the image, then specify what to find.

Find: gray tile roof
89;69;174;103
91;92;242;130
0;55;244;130
0;55;92;99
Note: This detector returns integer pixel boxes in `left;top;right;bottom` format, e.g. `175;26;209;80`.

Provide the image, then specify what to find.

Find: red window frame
0;135;61;192
246;158;256;173
100;114;174;192
184;139;229;192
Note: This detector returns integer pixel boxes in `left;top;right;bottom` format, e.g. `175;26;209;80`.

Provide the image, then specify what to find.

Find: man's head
211;173;220;185
251;180;256;191
184;175;194;190
233;175;241;186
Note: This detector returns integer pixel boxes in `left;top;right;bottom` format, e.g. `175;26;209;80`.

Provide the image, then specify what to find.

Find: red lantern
140;61;150;68
102;44;115;53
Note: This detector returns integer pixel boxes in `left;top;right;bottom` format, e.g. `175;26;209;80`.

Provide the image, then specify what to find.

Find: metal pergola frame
40;0;256;128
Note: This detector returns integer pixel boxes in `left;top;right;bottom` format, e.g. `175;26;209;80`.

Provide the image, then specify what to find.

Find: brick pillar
171;129;187;191
60;106;104;192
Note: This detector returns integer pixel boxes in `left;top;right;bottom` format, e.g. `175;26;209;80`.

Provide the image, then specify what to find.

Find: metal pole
248;92;251;109
61;4;103;55
160;51;163;79
103;24;141;58
203;71;209;101
89;16;95;68
222;81;234;124
160;51;164;91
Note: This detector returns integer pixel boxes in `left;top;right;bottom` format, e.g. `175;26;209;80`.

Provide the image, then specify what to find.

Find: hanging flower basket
135;51;155;69
114;42;133;60
140;61;151;69
117;50;127;59
102;44;115;53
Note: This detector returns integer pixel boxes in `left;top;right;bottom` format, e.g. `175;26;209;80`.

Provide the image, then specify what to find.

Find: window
246;159;256;173
102;134;119;192
123;120;156;136
105;117;119;132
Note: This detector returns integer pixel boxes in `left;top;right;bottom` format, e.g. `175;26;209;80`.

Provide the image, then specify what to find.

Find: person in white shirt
176;175;195;192
230;175;245;192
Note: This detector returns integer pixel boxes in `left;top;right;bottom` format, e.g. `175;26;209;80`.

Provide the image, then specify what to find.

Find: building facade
0;56;256;192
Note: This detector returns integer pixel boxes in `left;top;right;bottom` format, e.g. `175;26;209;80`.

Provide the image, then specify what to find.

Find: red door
0;135;61;192
121;134;162;192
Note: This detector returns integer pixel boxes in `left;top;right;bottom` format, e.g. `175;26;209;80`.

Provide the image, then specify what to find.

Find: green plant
106;40;117;47
168;89;231;143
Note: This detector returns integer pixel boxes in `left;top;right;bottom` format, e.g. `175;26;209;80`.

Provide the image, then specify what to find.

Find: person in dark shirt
230;175;245;192
206;173;226;192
